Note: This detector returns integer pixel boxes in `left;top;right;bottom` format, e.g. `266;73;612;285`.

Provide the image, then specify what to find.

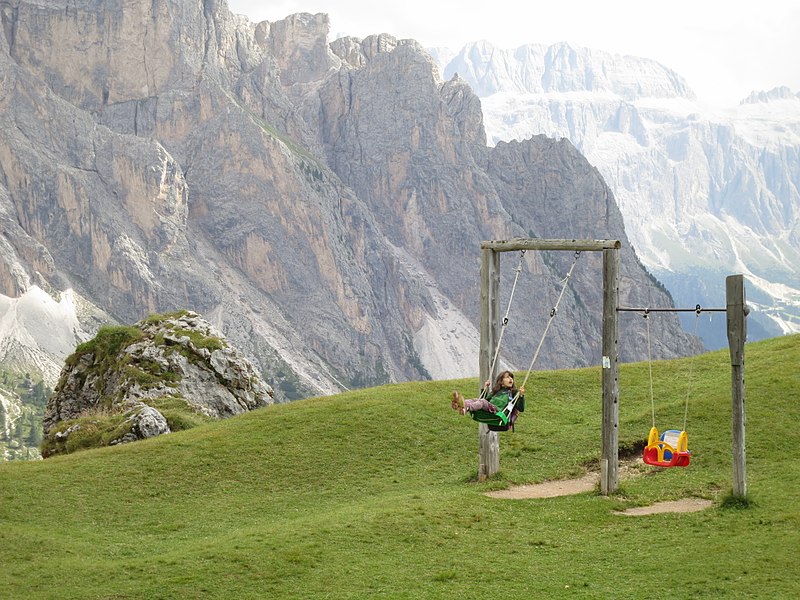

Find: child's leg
464;398;497;413
451;391;461;411
450;391;471;413
452;392;497;416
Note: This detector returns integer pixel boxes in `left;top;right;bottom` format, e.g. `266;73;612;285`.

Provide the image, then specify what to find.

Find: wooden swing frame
478;237;748;498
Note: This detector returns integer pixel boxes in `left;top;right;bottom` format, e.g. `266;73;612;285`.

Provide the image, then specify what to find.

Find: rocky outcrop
42;311;273;455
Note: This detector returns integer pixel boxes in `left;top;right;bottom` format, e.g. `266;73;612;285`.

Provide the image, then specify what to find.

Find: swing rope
481;250;526;399
644;305;699;432
479;249;582;427
682;307;701;431
514;250;582;400
645;311;656;428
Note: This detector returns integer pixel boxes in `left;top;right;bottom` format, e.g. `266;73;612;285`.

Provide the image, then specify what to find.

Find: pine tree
26;413;42;446
32;381;48;407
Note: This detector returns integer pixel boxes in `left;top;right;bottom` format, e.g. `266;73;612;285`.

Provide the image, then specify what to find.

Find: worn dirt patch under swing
485;473;600;499
613;498;713;516
484;468;713;515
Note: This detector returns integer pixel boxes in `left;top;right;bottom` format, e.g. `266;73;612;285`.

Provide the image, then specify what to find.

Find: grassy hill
1;335;798;599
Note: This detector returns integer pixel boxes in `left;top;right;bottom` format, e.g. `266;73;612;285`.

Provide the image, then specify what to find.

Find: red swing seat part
643;427;691;468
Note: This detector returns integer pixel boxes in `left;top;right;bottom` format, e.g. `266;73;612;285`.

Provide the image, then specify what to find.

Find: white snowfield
0;286;90;386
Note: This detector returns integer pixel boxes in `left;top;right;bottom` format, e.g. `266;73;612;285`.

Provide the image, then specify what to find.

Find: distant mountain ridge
430;41;695;100
0;1;696;421
432;41;800;347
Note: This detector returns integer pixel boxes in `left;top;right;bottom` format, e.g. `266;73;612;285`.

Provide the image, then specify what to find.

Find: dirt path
485;473;599;499
484;471;713;515
613;498;713;516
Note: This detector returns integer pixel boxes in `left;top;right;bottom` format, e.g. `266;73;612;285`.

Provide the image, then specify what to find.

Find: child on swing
451;370;525;422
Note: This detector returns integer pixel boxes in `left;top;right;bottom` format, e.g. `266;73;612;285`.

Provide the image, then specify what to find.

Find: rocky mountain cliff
434;41;800;348
0;1;696;404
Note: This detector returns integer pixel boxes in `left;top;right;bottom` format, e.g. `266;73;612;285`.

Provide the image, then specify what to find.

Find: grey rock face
2;1;698;404
110;405;171;446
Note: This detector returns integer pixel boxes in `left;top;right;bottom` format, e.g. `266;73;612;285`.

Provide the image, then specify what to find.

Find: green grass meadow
1;335;798;599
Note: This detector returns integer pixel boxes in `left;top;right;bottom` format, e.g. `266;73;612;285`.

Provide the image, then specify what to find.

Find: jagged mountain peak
331;32;435;75
741;86;800;105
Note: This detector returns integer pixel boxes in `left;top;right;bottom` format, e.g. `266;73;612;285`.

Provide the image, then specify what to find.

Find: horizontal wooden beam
617;306;726;313
480;238;621;252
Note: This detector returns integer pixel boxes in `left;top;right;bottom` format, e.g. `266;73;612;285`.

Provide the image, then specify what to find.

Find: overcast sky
226;0;799;107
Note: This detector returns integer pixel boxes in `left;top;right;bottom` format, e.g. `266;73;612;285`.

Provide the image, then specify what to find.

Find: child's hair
492;370;518;395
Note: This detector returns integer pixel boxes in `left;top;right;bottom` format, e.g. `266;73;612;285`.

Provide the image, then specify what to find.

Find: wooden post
478;248;500;480
600;247;620;495
726;274;747;498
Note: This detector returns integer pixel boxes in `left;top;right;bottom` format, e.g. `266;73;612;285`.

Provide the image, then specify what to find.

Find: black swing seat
488;422;513;432
471;397;521;432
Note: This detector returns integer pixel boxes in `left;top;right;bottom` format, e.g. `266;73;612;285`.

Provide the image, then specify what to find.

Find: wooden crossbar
480;238;621;252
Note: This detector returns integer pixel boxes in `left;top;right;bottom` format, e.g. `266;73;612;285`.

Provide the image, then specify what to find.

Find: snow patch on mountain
385;242;488;380
413;300;481;380
0;388;22;439
0;287;91;385
433;41;800;347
